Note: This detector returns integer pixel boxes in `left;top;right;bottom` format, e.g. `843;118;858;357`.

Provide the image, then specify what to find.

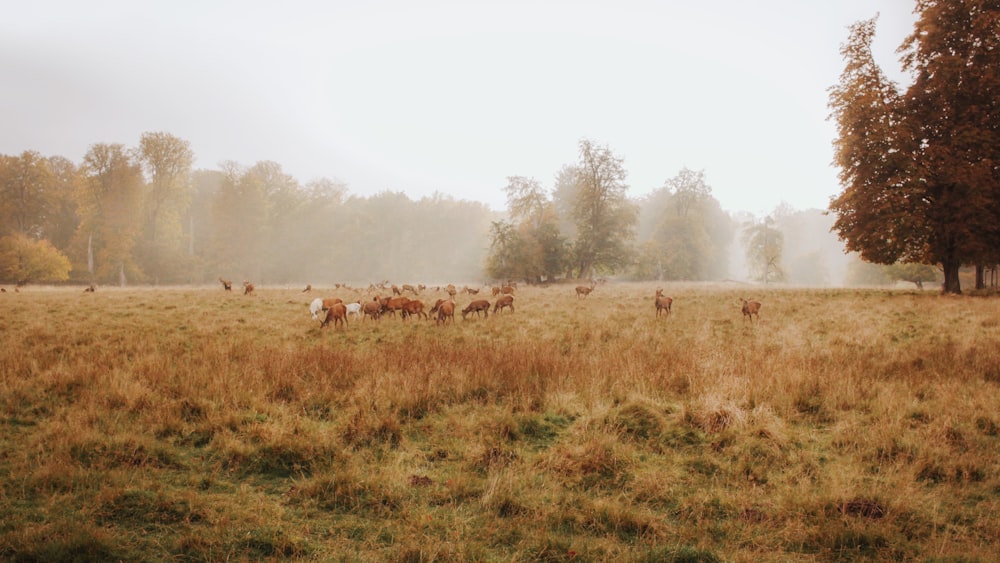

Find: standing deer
575;281;596;298
219;277;232;291
243;281;255;295
741;298;761;324
655;288;673;318
430;299;456;325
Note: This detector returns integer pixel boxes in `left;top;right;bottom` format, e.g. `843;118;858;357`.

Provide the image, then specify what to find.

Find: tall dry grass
1;283;999;561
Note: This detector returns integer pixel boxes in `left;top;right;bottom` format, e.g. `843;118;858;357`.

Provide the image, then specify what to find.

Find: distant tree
43;156;82;253
845;255;893;286
567;139;637;279
667;167;712;218
184;169;224;281
0;151;55;238
137;132;194;283
829;6;1000;294
75;143;144;285
485;220;521;282
504;176;548;227
634;168;733;281
502;176;570;282
0;233;71;285
886;262;940;289
208;161;267;281
742;216;785;283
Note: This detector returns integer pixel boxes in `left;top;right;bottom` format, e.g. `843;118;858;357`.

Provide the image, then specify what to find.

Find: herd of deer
220;277;761;329
307;293;516;328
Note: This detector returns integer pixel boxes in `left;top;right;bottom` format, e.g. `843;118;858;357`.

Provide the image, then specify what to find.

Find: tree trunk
941;257;962;294
975;264;985;290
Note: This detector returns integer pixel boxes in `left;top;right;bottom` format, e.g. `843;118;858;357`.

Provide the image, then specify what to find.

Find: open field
2;283;999;562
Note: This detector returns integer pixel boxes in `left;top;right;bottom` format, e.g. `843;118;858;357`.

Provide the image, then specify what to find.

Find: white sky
1;0;916;215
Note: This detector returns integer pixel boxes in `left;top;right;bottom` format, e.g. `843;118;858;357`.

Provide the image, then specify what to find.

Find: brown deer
655;288;673;318
430;299;456;325
243;281;255;295
320;302;348;329
400;299;428;320
362;299;383;321
462;299;491;320
219;277;232;291
302;284;312;293
493;295;514;314
741;298;761;324
575;281;596;298
384;296;411;318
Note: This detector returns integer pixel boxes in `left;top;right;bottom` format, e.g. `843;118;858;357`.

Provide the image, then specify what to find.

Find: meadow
1;282;999;562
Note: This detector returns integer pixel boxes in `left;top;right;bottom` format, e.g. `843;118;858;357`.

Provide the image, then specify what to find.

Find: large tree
742;216;785;284
635;168;733;281
829;4;1000;294
0;151;55;238
500;176;569;283
567;139;637;279
75;143;144;284
137;132;194;283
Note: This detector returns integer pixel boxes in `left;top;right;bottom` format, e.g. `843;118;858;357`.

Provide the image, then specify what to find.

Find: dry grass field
1;282;999;562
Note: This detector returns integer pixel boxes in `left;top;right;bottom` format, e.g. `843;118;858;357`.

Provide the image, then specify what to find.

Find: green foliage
0;233;71;285
886;262;940;289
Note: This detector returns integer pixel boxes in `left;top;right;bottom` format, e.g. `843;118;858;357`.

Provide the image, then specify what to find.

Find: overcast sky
2;1;916;215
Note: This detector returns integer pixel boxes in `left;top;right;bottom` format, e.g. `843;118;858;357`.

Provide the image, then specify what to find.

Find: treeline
0;133;493;286
2;133;854;288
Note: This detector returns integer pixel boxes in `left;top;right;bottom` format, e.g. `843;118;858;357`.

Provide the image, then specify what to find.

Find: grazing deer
493;295;514;314
345;301;363;320
310;297;343;320
362;299;383;321
655;288;673;318
741;298;761;324
302;284;312;293
401;299;428;320
501;285;515;295
320;302;348;329
384;296;411;318
84;284;96;293
575;281;596;298
462;299;491;320
402;284;419;295
219;277;232;291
